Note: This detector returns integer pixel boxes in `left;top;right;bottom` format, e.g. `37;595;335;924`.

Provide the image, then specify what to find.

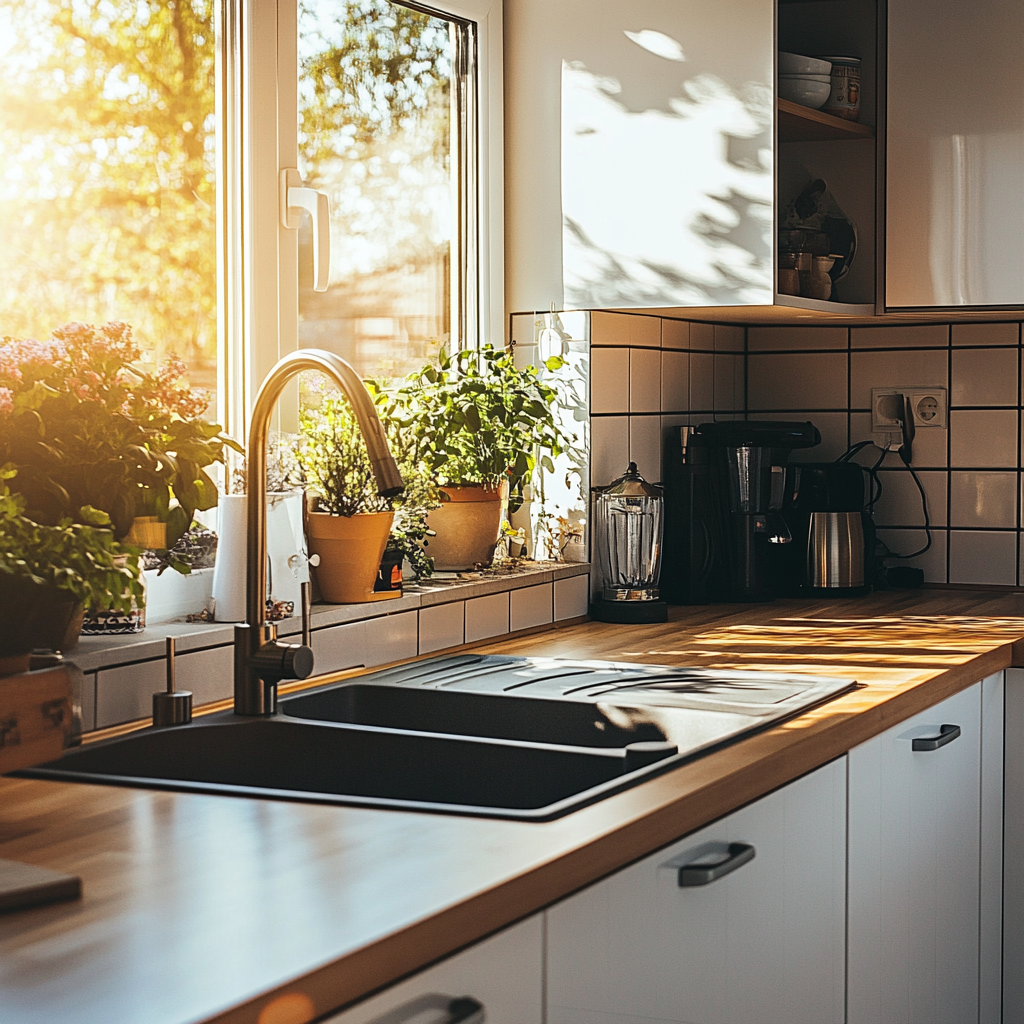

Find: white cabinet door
323;914;542;1024
546;758;846;1024
847;680;983;1024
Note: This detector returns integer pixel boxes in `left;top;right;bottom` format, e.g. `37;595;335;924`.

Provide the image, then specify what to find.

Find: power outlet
871;386;947;442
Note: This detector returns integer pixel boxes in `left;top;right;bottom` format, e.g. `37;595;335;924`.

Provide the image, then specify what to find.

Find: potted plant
0;466;143;673
298;392;438;602
384;344;578;570
0;321;240;558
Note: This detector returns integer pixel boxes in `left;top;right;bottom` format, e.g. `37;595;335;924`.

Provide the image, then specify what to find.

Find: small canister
820;56;861;121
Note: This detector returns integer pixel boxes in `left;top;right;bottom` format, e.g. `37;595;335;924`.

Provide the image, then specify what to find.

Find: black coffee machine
662;421;820;603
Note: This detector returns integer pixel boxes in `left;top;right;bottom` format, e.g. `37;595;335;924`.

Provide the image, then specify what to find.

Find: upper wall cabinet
886;0;1024;307
504;0;775;316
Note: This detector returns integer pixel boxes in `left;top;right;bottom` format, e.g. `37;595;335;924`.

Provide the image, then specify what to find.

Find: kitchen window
0;0;502;441
227;0;503;440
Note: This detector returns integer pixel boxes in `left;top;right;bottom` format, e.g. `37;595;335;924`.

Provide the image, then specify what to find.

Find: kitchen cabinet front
847;676;1003;1024
886;0;1024;307
545;758;846;1024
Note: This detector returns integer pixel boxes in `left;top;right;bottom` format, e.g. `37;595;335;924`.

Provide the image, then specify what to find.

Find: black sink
280;684;671;748
22;713;675;820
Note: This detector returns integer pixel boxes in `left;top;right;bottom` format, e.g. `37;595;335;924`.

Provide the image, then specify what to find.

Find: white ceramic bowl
779;73;833;83
779;51;832;76
778;77;832;109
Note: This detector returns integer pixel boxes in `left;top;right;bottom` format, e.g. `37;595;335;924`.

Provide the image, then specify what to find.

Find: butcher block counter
2;589;1024;1024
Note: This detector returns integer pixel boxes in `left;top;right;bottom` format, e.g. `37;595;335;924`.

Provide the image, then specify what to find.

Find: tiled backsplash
576;311;1024;588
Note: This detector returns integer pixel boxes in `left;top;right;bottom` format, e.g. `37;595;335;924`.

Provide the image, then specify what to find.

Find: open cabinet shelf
777;98;875;142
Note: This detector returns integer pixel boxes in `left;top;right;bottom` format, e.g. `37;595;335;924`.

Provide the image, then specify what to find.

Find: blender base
590;599;668;624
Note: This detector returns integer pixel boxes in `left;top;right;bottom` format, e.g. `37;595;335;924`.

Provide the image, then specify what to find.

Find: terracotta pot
307;510;394;603
0;576;85;657
425;481;509;571
124;516;167;550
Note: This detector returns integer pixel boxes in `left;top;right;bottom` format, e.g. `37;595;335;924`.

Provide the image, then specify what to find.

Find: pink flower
0;387;12;417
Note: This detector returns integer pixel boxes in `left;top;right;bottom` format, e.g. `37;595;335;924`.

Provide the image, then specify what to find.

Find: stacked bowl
779;52;832;109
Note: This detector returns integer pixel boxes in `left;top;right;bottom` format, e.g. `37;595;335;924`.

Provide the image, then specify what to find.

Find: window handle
280;168;331;292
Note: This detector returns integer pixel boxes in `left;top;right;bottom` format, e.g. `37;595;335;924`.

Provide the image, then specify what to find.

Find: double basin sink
23;655;855;820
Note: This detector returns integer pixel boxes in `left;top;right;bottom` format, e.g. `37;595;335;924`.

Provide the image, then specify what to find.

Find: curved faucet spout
235;349;405;716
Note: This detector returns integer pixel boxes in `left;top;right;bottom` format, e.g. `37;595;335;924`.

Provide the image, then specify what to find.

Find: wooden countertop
3;589;1024;1024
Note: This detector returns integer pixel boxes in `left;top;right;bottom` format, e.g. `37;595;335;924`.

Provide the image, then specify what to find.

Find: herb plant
0;466;143;614
383;344;578;513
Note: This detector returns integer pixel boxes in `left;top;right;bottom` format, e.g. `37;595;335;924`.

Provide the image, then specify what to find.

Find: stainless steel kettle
807;511;866;589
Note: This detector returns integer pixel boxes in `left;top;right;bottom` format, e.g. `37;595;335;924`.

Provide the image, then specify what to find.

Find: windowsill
70;560;590;673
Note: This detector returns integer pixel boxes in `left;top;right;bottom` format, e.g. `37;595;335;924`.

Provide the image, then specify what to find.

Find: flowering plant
0;321;241;547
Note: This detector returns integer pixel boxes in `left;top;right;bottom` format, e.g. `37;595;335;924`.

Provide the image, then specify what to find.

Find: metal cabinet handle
365;995;484;1024
678;842;755;887
912;724;961;751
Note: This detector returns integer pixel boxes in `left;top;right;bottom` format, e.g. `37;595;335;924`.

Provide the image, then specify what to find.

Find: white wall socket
871;386;948;434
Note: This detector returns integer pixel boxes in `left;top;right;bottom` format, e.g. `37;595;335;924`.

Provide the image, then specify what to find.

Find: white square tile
629;347;662;413
689;352;714;411
629;416;662;482
590;347;629;414
510;583;553;632
851;325;948;348
951;347;1018;407
950;409;1017;467
873;468;947;528
662;319;690;350
876;528;947;584
419;602;465;654
629;315;662;348
714;325;744;352
661;350;689;412
364;611;418;667
590;311;631;346
748;352;847;411
590;415;629;487
850;348;948;408
949;530;1017;586
465;592;510;642
554;574;590;620
690;322;714;351
850;412;948;467
747;326;848;351
311;620;367;675
949;471;1016;528
952;322;1019;347
714;353;742;412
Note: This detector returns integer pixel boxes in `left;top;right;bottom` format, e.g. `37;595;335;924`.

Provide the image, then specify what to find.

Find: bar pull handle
280;168;331;292
678;842;755;887
365;994;484;1024
912;724;960;751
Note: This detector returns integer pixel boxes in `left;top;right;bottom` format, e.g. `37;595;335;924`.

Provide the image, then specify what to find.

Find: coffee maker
662;421;820;603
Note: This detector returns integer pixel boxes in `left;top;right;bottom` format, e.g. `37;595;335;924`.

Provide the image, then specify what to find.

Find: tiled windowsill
70;561;591;674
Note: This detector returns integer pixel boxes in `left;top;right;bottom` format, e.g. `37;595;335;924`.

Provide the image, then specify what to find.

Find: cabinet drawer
322;914;542;1023
546;759;846;1024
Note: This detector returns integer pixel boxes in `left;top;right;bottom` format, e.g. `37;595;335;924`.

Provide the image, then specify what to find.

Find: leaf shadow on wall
561;49;773;309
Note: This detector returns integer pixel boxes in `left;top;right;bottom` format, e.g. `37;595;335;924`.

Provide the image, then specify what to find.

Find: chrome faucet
234;349;404;716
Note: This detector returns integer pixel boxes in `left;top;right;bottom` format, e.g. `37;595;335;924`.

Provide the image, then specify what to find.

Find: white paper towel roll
211;494;247;622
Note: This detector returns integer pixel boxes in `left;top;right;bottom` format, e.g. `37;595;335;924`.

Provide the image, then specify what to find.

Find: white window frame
218;0;503;442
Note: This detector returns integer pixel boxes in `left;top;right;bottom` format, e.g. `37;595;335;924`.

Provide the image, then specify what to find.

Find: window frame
220;0;503;441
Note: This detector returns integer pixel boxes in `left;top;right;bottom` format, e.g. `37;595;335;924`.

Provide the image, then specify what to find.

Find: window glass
296;0;461;381
0;0;218;414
